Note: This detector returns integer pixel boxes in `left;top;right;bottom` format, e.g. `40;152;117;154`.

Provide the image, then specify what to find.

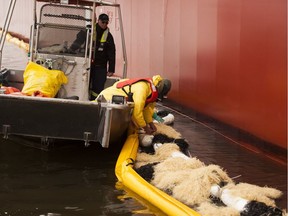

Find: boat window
37;26;88;57
36;4;92;57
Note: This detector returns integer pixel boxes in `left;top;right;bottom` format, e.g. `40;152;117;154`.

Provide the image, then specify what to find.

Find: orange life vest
1;86;20;94
116;78;158;104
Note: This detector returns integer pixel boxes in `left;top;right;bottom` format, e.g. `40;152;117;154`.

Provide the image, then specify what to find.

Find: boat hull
0;94;132;147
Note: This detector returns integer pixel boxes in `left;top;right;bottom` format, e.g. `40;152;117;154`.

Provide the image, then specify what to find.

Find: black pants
90;65;107;100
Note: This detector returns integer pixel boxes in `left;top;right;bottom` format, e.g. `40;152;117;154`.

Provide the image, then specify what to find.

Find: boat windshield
37;4;92;57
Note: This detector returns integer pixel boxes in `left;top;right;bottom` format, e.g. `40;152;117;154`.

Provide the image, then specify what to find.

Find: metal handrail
0;0;17;69
117;5;127;78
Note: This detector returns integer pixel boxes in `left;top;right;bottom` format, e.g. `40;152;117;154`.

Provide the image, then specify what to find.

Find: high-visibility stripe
100;29;109;42
90;90;99;98
93;23;109;42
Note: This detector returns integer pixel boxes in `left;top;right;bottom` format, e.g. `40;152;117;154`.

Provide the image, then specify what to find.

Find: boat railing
0;0;17;71
33;0;127;79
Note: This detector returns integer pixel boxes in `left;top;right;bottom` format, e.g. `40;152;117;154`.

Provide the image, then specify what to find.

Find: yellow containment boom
115;133;201;216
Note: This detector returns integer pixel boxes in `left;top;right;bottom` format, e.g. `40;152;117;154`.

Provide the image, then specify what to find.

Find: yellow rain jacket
99;75;163;128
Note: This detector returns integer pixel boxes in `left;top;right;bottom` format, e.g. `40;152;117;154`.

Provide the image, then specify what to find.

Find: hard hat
152;75;163;87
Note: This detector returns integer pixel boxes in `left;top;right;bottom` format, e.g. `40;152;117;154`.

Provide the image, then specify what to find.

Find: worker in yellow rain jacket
98;75;171;134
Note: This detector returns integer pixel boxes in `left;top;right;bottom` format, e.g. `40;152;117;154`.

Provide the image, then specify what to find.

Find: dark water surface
1;42;287;215
0;140;137;216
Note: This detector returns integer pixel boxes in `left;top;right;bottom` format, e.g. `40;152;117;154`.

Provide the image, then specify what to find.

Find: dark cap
98;13;109;21
157;79;171;101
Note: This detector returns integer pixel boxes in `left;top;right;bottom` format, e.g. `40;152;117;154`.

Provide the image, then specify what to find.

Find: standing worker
69;13;116;100
97;75;172;134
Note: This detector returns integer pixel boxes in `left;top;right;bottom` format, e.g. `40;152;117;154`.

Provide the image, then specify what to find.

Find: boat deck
159;101;287;210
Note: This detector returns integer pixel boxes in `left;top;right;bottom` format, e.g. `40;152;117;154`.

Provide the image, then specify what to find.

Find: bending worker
98;75;171;134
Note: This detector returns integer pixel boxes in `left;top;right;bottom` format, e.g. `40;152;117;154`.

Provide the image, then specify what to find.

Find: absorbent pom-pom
154;123;181;139
135;143;181;168
241;201;283;216
135;162;159;182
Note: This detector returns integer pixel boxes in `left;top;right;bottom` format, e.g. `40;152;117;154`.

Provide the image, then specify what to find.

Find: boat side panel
0;96;100;141
107;108;131;144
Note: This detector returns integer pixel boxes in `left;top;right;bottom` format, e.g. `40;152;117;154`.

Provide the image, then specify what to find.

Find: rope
126;158;135;166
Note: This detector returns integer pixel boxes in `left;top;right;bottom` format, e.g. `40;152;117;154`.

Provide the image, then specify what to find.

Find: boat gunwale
0;93;133;109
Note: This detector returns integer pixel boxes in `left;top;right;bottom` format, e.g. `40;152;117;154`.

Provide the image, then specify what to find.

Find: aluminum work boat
0;0;132;148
